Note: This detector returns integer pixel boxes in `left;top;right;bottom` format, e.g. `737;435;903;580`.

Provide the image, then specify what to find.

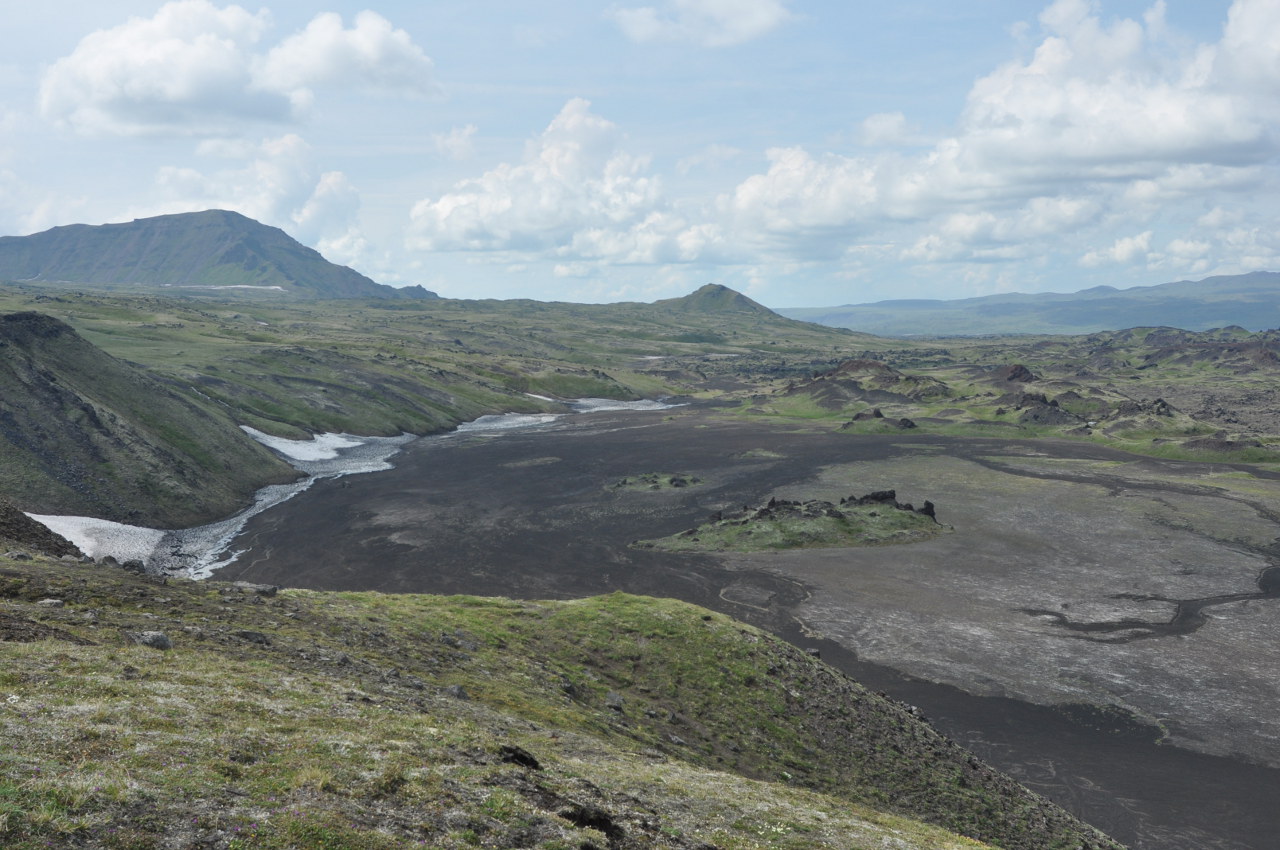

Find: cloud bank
18;0;1280;303
412;0;1280;293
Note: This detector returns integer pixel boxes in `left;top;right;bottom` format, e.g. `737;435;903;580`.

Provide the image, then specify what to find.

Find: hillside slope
780;271;1280;335
0;554;1124;850
0;312;296;526
0;277;877;527
656;283;778;316
0;210;436;300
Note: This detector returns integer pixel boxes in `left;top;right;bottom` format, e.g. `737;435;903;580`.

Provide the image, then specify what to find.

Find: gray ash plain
216;405;1280;850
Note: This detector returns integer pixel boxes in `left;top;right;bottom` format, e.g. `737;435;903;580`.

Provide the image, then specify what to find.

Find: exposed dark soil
217;406;1280;850
0;496;82;557
0;608;96;644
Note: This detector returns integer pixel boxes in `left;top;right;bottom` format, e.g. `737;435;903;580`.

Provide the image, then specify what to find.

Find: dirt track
218;406;1280;850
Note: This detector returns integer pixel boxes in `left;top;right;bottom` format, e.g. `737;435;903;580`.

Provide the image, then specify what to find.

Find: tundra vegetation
3;280;1276;528
5;241;1280;850
0;552;1122;850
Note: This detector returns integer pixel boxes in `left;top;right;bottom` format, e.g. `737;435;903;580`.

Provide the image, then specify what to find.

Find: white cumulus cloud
432;124;478;160
39;1;436;136
1080;231;1153;267
857;112;910;147
257;10;439;112
611;0;792;47
408;100;736;270
411;99;661;255
40;1;279;135
718;0;1280;271
146;133;365;262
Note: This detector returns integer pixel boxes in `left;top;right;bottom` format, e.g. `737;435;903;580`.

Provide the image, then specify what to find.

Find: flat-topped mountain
781;271;1280;336
0;210;437;300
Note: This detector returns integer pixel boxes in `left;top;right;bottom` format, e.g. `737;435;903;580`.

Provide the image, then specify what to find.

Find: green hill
657;283;777;316
0;554;1124;850
0;210;436;300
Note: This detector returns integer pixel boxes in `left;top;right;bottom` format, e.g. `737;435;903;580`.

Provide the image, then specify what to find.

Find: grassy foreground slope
0;555;1122;850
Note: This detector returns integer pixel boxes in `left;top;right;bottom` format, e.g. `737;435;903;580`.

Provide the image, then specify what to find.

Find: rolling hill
656;282;778;316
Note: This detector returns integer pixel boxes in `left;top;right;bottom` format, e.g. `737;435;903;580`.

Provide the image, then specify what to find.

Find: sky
2;0;1276;307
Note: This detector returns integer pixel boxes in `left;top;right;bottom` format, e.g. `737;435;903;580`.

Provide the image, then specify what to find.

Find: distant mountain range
0;210;436;300
779;271;1280;336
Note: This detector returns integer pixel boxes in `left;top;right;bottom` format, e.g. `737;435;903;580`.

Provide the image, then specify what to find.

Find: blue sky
2;0;1274;307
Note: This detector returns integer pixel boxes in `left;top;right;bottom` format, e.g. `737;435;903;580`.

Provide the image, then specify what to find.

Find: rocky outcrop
840;409;918;430
839;490;938;521
793;359;951;410
991;364;1038;383
1183;434;1266;453
1018;402;1083;427
1112;398;1176;418
0;497;81;558
704;492;939;527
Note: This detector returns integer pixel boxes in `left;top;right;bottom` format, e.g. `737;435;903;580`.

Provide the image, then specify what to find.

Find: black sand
218;406;1280;850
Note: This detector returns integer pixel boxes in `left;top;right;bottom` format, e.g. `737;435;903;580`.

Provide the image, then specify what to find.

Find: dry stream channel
138;404;1280;850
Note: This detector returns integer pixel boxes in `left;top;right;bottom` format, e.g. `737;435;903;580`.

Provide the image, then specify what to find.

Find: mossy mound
637;492;946;553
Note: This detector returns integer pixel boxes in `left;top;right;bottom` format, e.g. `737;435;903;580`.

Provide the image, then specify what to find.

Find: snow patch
240;427;367;461
24;515;163;563
569;397;681;413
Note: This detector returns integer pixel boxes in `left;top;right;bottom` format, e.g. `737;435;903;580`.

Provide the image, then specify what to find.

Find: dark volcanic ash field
217;406;1280;850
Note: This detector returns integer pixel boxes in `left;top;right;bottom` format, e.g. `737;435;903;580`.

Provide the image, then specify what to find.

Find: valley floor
214;405;1280;850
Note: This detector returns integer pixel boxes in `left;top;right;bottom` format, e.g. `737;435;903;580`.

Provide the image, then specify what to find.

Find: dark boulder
498;744;542;771
992;364;1037;383
1018;404;1083;426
